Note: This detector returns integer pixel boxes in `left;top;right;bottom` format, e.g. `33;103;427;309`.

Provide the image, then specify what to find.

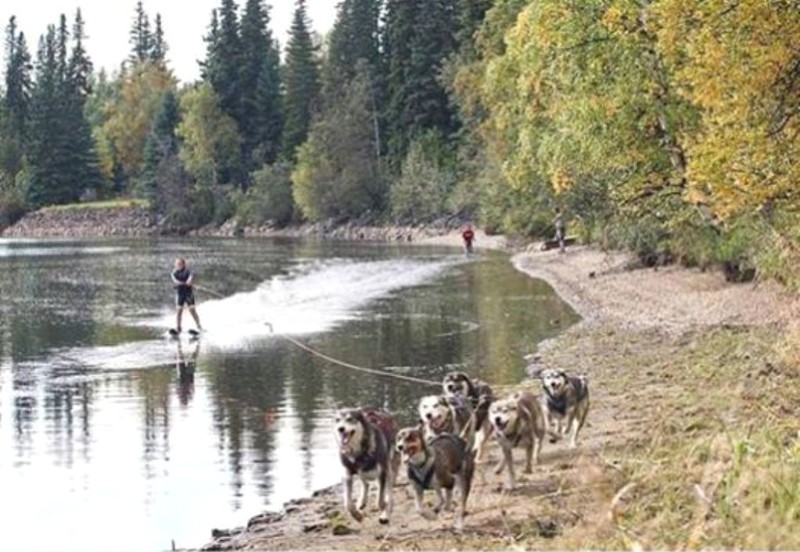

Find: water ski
167;328;202;340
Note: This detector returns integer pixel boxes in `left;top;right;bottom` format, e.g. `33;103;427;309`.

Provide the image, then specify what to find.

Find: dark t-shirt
172;267;195;306
172;267;193;286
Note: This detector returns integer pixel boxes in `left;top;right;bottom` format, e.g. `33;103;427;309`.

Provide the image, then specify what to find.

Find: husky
489;391;546;489
442;371;494;458
395;425;475;532
334;407;399;524
540;369;590;448
418;394;474;447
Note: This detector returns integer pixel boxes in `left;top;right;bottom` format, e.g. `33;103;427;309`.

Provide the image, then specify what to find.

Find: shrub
236;162;294;227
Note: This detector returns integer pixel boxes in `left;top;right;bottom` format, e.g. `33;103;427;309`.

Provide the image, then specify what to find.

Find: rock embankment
1;205;156;238
2;204;479;244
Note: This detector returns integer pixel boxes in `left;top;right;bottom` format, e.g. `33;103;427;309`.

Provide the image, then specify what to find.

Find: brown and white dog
418;394;474;448
442;371;494;458
334;407;399;524
395;425;475;531
540;369;590;448
489;391;546;489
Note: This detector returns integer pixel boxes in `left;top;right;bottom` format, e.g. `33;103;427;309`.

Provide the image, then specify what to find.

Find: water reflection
0;238;578;552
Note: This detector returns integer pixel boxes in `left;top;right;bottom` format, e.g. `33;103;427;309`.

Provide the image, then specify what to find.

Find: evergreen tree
384;0;458;163
203;0;242;121
65;9;102;195
129;0;152;64
151;13;168;64
455;0;493;53
282;0;320;159
140;89;180;200
239;0;282;169
324;0;382;101
28;12;101;207
2;17;33;178
27;25;67;206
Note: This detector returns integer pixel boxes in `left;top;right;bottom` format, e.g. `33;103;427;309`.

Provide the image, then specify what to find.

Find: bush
390;132;456;222
236;162;294;227
0;185;28;228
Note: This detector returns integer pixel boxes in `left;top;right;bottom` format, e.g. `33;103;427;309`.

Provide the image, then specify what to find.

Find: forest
1;0;799;287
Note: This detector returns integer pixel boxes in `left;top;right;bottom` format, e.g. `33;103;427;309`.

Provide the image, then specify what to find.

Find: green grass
40;198;150;212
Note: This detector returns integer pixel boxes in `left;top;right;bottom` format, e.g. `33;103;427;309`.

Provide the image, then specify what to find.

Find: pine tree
203;0;242;121
239;0;282;169
27;25;67;206
65;9;102;195
383;0;458;163
129;0;152;64
2;17;33;178
282;0;320;160
456;0;493;49
140;89;180;200
28;12;102;207
324;0;382;101
151;13;168;64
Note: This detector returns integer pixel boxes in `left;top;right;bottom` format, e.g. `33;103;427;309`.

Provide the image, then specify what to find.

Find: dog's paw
493;463;505;475
348;508;364;523
549;436;558;444
378;514;390;525
420;509;438;521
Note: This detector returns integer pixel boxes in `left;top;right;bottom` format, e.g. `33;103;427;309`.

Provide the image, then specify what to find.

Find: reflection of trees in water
137;368;173;482
205;344;289;503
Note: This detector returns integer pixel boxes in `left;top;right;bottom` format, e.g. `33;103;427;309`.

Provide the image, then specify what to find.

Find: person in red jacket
462;223;475;255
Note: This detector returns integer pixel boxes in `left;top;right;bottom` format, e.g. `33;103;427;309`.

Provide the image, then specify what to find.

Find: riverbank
199;236;800;551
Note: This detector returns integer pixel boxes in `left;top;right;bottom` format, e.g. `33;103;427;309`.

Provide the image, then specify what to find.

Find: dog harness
408;452;436;489
341;432;380;474
544;378;588;415
407;434;464;489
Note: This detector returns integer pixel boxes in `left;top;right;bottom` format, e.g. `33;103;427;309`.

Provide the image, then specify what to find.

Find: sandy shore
198;234;797;551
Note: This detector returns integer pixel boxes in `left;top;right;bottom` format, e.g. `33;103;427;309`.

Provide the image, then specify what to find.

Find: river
0;236;577;552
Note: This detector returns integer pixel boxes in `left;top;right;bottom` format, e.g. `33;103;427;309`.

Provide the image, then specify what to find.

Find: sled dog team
334;368;590;531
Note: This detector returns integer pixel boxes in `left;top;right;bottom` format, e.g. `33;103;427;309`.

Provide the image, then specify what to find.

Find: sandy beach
200;233;799;551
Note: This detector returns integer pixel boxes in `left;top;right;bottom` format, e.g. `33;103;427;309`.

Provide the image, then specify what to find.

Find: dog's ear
438;396;449;407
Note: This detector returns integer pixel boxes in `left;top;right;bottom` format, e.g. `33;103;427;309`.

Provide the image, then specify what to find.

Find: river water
0;237;577;552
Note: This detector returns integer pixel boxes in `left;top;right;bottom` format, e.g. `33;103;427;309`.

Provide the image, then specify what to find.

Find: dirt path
200;239;798;551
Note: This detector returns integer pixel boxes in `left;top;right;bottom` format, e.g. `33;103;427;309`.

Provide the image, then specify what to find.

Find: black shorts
176;286;196;307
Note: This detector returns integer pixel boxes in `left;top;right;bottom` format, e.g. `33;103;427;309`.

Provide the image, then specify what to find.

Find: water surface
0;237;577;551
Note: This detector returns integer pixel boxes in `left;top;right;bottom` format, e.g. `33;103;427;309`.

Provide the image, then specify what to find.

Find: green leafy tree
390;131;456;221
282;0;320;159
176;82;241;187
237;161;294;227
293;65;383;221
95;61;177;187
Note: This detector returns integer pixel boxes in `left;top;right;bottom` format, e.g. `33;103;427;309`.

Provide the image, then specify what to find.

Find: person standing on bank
554;207;567;253
171;257;202;334
462;223;476;255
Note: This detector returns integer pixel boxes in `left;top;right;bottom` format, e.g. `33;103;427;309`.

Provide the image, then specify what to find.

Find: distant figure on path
462;223;476;255
171;257;202;333
554;208;566;253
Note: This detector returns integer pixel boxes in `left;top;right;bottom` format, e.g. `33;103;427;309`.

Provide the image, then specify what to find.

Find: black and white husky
442;371;494;458
540;369;590;448
334;407;399;524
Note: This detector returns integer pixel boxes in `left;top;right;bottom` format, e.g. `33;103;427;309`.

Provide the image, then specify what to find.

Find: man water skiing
171;257;202;336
